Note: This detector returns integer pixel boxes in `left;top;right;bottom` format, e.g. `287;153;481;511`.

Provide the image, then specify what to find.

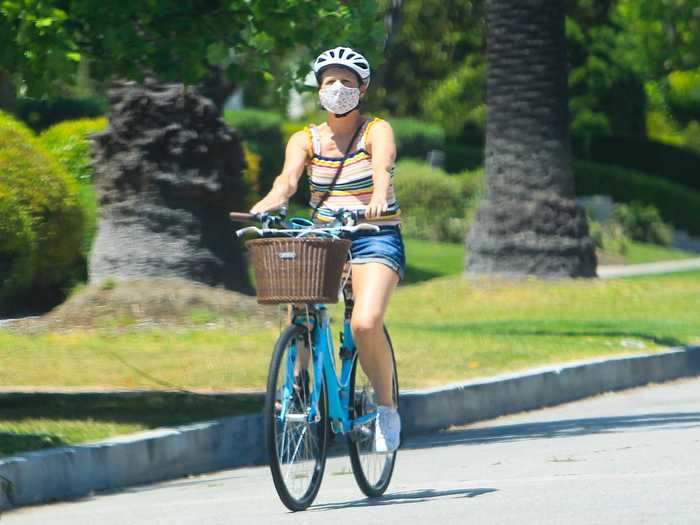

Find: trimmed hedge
15;96;107;133
573;160;700;235
0;111;86;310
443;142;484;173
574;136;700;192
391;117;445;161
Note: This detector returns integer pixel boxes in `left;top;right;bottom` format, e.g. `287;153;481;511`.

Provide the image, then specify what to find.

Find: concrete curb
2;345;699;510
399;345;700;434
0;414;265;510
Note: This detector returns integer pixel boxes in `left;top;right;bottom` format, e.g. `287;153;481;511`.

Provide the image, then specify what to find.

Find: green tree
369;0;485;116
613;0;700;79
0;0;385;109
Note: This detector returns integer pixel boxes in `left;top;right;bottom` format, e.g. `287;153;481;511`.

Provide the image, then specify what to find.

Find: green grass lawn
402;238;696;283
0;394;263;457
1;240;698;457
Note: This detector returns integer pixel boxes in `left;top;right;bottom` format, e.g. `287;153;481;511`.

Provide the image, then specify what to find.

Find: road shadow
311;487;497;511
403;411;700;451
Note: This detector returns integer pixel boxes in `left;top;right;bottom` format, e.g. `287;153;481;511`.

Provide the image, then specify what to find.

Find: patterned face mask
319;81;361;115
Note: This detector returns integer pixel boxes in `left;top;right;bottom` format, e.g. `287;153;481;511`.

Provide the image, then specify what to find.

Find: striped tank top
304;117;401;226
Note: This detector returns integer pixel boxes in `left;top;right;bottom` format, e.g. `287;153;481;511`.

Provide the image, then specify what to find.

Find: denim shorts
348;225;406;281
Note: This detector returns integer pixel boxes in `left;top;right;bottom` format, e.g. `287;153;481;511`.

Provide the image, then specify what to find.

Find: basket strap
310;119;367;222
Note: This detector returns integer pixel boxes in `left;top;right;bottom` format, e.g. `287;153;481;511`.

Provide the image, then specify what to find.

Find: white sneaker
375;405;401;453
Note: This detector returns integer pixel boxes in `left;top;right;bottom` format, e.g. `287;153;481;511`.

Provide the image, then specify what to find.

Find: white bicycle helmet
312;47;371;87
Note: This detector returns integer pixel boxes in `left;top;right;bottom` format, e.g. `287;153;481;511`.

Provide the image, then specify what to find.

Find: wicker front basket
245;237;352;304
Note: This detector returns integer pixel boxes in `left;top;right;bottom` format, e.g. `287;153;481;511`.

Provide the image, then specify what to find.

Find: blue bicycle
230;207;399;512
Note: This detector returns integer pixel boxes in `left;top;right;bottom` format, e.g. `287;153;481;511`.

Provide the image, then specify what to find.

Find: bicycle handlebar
235;222;380;238
229;211;259;222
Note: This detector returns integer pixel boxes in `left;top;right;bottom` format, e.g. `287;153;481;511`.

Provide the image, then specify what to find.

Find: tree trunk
0;69;17;113
89;77;252;293
467;0;596;277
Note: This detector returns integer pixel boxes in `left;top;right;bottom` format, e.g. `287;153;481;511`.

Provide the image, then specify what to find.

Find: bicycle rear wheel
347;325;399;497
265;323;328;511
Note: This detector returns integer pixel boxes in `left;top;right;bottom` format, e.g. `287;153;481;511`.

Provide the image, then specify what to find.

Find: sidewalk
598;257;700;279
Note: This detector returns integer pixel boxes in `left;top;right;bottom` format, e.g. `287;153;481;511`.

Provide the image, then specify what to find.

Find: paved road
4;377;700;525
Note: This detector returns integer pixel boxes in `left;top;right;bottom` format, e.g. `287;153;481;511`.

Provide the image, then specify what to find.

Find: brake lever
235;226;262;238
352;223;380;233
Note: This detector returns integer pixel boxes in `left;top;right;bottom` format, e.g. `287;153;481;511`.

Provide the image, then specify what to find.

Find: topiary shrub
39;118;108;256
0;187;35;301
395;160;481;243
0;111;86;311
39;117;108;183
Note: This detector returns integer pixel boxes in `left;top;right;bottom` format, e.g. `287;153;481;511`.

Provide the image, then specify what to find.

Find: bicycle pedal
349;424;374;443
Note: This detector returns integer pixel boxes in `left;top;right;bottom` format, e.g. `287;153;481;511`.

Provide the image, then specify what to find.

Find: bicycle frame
233;206;391;436
281;303;377;435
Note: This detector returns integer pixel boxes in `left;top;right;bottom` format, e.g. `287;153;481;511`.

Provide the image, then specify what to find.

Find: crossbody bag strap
310;119;367;222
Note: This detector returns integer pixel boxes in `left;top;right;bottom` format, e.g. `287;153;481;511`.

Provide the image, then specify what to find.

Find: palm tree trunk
467;0;596;277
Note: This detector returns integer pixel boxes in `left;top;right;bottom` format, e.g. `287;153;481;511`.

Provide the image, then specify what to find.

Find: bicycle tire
347;325;399;498
265;323;328;511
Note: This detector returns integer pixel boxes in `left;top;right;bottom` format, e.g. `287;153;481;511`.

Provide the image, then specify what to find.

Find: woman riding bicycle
249;46;405;453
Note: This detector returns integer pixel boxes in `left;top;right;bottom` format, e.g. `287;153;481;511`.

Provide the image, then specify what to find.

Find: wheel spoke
348;326;398;497
266;325;327;510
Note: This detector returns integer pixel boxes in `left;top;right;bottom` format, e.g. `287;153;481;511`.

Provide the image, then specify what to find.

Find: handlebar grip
354;209;396;219
230;212;257;222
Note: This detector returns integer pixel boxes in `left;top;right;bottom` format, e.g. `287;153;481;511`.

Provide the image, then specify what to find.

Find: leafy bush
667;69;700;124
0;111;86;310
38;118;108;256
395;160;482;243
15;96;107;132
573;160;700;236
391;118;445;161
222;109;284;195
612;202;673;246
588;220;630;256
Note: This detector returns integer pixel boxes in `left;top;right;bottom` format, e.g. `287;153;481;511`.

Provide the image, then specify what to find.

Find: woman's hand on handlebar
365;195;389;220
249;192;288;215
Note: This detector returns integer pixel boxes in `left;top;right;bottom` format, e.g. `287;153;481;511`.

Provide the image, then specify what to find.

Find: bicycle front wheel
347;325;399;498
264;323;328;511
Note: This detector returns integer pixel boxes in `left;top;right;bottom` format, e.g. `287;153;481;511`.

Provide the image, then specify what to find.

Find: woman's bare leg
350;262;399;407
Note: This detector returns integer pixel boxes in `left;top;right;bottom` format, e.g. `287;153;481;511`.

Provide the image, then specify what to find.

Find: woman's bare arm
249;130;310;214
366;120;397;218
